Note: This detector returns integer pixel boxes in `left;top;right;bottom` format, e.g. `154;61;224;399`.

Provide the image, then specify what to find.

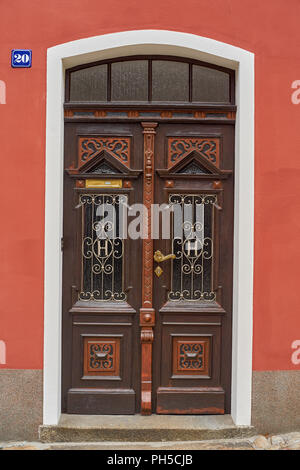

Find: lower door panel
156;388;225;414
155;309;225;414
65;307;139;415
67;389;136;415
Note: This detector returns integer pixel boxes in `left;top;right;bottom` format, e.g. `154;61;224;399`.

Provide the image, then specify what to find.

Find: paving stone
281;432;300;450
1;433;300;450
252;435;271;450
0;441;49;451
3;445;40;450
50;439;255;451
270;435;285;449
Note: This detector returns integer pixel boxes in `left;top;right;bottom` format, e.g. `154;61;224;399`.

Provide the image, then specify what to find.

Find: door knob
153;250;176;263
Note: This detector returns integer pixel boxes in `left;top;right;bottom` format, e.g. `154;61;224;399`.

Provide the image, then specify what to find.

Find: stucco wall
0;0;299;435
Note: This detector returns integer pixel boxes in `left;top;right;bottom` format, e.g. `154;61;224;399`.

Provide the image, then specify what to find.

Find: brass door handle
153;250;176;263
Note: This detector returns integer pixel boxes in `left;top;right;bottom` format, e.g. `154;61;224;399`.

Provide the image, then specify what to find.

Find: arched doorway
62;55;235;415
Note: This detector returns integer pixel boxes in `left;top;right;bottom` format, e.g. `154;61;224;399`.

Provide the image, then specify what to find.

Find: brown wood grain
140;122;157;415
62;100;234;415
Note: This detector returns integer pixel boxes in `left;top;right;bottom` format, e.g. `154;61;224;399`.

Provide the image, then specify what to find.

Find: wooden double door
62;119;234;415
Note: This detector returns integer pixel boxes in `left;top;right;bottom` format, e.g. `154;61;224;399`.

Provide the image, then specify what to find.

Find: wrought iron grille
168;194;216;302
79;194;127;301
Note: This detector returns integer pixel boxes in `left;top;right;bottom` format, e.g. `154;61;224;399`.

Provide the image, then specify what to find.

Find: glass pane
168;194;216;302
88;162;121;175
178;162;209;175
111;60;148;101
152;61;189;101
79;194;127;301
69;64;107;101
192;65;230;102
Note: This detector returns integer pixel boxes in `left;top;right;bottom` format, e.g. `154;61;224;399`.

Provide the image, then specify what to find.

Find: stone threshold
39;414;255;443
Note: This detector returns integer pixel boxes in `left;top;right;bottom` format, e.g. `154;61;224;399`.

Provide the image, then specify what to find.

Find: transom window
66;56;234;104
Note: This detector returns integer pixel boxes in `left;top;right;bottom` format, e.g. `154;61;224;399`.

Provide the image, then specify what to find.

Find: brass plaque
85;179;123;189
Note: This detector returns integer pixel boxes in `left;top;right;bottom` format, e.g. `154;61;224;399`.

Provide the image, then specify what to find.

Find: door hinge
61;237;64;251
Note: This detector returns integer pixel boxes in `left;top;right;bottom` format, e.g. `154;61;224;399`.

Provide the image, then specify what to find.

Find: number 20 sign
11;49;32;68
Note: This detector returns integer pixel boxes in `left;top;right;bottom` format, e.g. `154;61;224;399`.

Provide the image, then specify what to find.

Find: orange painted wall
0;0;300;371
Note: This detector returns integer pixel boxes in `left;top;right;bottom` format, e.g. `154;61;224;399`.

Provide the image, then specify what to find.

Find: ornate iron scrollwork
90;343;113;369
79;194;127;302
179;343;203;370
168;194;217;302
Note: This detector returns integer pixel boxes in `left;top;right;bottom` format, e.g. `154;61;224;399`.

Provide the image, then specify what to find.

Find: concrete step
39;414;256;443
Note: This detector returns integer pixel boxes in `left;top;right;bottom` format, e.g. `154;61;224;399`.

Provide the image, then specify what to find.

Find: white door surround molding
44;30;254;426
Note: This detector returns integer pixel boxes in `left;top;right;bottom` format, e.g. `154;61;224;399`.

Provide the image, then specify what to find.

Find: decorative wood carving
65;110;74;117
213;180;222;190
78;137;131;168
76;180;85;188
123;180;132;188
65;107;236;122
193;111;206;118
172;336;210;376
160;111;173;118
83;337;120;376
127;111;139;117
165;180;174;188
226;111;236;119
168;137;220;168
140;122;157;415
94;110;107;117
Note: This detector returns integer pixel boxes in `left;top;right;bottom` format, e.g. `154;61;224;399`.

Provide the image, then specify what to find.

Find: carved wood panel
83;337;120;377
168;137;220;168
172;336;211;376
63;121;145;415
153;122;234;415
63;118;234;416
78;137;131;168
140;122;157;415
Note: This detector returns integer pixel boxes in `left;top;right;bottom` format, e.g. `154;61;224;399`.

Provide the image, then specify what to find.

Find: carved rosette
140;122;157;415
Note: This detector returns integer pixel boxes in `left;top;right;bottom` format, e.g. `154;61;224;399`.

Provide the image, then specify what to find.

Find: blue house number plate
11;49;32;68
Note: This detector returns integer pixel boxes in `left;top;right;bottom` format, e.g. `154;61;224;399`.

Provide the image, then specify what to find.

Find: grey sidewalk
1;432;300;450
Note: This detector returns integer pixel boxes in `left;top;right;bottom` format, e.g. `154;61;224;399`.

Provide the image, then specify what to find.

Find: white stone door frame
44;30;254;426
